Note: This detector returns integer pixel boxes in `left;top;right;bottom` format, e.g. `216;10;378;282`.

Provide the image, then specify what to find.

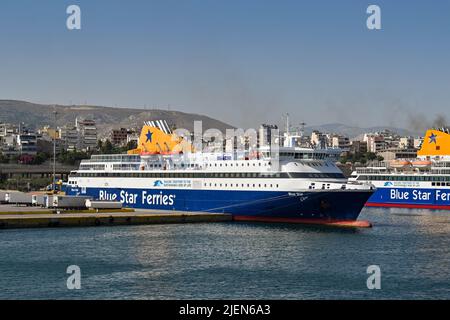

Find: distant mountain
303;123;423;139
0;100;235;138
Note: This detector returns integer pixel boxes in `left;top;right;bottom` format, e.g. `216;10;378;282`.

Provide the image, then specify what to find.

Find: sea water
0;208;449;299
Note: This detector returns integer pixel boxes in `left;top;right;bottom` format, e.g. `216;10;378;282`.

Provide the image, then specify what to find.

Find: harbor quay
0;206;232;229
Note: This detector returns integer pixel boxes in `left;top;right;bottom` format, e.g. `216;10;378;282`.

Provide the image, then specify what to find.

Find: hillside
0;100;235;137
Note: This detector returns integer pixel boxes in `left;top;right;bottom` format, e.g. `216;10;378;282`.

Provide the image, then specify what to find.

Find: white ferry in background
350;128;450;210
65;120;374;227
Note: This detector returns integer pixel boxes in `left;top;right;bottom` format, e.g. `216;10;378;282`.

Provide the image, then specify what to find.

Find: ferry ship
65;121;374;226
350;128;450;210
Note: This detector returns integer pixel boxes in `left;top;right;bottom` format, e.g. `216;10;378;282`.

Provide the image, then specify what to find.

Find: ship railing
355;168;388;174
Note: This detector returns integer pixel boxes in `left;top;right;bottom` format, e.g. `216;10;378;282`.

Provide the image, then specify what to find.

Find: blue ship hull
366;187;450;210
66;186;373;222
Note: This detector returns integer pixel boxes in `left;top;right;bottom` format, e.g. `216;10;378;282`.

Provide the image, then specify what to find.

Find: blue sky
0;0;449;129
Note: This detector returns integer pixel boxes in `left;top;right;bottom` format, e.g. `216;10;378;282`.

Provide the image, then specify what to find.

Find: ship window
432;182;436;186
276;184;279;188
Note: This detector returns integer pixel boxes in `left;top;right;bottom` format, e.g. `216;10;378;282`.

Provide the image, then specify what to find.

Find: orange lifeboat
160;151;179;156
249;151;262;160
411;160;432;168
390;160;411;168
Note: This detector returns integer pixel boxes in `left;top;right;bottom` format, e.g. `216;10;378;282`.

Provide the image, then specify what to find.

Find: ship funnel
417;129;450;157
127;120;194;155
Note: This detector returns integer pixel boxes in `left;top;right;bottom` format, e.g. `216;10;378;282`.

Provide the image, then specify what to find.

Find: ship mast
285;113;290;135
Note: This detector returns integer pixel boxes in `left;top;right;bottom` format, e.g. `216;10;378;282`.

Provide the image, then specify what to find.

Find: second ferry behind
350;128;450;210
66;120;375;227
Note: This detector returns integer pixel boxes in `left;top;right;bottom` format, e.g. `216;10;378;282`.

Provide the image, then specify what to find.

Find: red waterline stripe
233;216;372;228
365;202;450;210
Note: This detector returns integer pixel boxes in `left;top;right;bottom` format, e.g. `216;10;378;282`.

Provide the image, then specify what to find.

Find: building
17;134;37;155
399;137;414;149
414;137;423;149
259;124;278;147
0;123;17;137
364;134;387;153
111;128;131;146
59;125;79;152
350;140;368;154
311;130;326;149
331;134;350;150
377;148;417;161
75;118;98;151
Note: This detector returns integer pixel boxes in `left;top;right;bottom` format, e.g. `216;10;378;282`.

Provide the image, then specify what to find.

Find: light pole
53;106;57;194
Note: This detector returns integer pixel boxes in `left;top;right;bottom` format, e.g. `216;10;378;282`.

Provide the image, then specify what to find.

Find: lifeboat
389;160;411;168
411;160;432;168
160;151;179;156
249;151;262;160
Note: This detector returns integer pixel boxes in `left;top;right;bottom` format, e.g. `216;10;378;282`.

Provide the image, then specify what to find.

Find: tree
366;152;377;161
97;139;103;151
101;139;114;154
126;140;137;150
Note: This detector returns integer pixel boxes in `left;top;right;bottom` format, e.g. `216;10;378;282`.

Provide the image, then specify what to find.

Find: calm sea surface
0;208;449;300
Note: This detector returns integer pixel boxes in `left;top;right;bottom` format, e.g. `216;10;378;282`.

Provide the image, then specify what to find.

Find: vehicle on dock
51;195;92;209
85;200;123;210
0;191;8;204
65;119;375;226
31;194;46;207
5;192;33;206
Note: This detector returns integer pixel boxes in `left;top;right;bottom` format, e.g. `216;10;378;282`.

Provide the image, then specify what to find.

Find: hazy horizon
1;0;449;131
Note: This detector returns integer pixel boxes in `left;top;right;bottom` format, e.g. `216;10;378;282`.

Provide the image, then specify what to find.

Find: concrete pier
0;209;232;229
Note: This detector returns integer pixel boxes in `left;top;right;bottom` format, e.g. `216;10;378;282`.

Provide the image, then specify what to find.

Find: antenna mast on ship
285;113;290;135
299;122;306;137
